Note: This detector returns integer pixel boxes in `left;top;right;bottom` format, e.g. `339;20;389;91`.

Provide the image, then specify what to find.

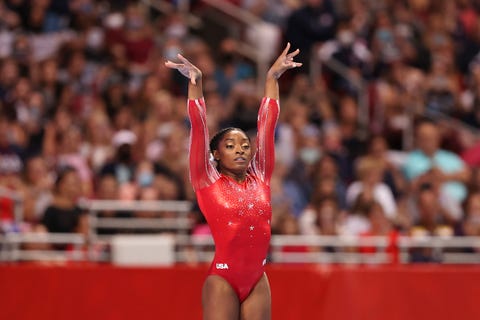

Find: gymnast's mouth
234;157;246;162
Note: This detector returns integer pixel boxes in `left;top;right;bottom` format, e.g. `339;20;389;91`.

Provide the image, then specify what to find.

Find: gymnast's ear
212;150;220;161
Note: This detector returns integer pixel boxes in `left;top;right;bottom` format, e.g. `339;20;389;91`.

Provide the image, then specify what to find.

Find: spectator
298;195;340;253
424;54;460;116
456;191;480;239
82;110;114;173
311;155;347;210
346;156;398;221
359;201;400;264
403;120;471;209
100;129;138;185
284;125;323;216
361;134;407;200
409;183;455;262
340;190;371;236
0;114;24;180
299;195;341;237
55;125;93;197
39;167;88;237
22;156;54;224
213;37;255;99
319;20;373;96
285;0;338;71
94;174;133;235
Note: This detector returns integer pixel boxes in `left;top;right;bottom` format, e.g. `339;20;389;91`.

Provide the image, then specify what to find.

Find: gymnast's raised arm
253;43;302;184
165;55;218;191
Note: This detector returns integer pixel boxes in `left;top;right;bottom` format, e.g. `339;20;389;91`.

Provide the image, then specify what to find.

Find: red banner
1;264;479;320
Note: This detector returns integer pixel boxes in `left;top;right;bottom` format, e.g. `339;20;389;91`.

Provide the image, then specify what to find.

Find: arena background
2;0;480;319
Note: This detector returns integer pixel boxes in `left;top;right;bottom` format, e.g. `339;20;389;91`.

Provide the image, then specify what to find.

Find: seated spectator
82;110;114;173
285;0;338;71
55;125;93;197
319;20;372;96
340;191;371;236
409;183;455;263
284;125;323;216
300;195;341;254
359;201;400;264
362;134;407;199
100;130;137;185
275;213;310;256
94;174;132;235
312;155;347;210
424;54;460;116
299;195;341;237
346;156;398;221
456;191;480;240
403;119;470;208
39;167;88;246
213;37;255;99
22;156;54;224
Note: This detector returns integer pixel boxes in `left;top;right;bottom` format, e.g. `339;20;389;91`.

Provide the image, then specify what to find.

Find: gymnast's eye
242;144;250;150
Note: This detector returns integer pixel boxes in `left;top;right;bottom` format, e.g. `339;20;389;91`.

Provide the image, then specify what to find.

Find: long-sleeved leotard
188;97;279;302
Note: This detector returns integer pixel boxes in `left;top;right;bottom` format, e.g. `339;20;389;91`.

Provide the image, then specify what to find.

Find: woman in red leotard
166;43;301;320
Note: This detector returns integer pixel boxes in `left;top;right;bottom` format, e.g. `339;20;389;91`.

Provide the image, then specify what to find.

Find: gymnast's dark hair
209;127;249;154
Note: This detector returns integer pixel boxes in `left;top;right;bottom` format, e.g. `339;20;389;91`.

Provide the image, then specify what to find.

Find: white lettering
216;263;229;270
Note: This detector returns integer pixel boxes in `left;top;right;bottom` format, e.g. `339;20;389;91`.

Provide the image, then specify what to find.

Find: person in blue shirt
403;120;470;220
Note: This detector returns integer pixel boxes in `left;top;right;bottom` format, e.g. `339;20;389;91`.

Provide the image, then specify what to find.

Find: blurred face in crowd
0;58;19;86
97;175;119;200
316;155;338;179
56;170;82;201
417;188;439;223
339;96;358;123
416;122;440;157
369;135;388;158
25;156;49;185
357;158;383;185
41;59;58;84
315;198;338;235
367;202;390;234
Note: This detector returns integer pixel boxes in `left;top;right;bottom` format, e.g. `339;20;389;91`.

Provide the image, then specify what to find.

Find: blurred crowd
1;0;480;262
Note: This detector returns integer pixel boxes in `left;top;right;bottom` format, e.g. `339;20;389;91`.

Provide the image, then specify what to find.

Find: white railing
1;197;480;265
2;231;480;264
81;199;193;233
175;234;480;265
0;233;86;262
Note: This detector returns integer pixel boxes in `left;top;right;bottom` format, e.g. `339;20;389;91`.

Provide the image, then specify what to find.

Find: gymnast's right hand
165;54;202;85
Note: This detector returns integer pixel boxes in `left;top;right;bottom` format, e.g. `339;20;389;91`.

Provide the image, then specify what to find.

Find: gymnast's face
213;130;253;179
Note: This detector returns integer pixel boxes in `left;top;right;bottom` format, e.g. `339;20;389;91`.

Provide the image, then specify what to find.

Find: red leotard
188;97;279;302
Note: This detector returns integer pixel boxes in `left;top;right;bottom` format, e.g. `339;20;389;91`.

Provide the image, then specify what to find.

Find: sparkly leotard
188;97;279;302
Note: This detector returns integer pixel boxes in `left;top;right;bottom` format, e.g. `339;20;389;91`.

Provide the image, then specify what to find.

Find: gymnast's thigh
202;275;240;320
240;273;271;320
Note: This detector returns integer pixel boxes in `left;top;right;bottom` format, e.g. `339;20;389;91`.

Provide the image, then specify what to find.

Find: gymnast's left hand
267;42;302;80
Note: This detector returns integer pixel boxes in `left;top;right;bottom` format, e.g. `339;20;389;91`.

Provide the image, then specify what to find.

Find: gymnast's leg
202;275;240;320
240;273;271;320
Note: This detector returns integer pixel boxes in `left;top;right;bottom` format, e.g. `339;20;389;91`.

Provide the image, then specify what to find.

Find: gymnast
166;43;301;320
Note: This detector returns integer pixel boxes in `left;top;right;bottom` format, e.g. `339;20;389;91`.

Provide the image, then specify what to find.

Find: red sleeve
252;97;279;185
187;98;219;191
